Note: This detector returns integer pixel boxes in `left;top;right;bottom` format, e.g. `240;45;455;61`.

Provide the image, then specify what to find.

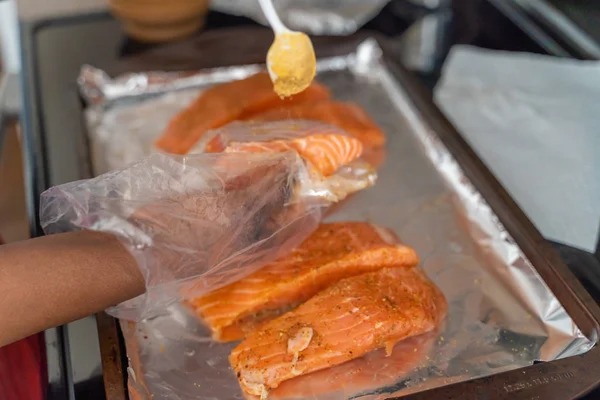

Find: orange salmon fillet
230;267;447;397
188;222;419;342
205;122;364;177
244;101;385;148
265;331;437;399
224;134;363;177
121;321;151;400
155;73;331;154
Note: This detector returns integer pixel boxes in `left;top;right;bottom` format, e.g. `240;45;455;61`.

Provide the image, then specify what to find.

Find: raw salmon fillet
245;101;385;148
224;134;363;177
188;222;419;342
204;122;364;177
265;331;437;399
155;73;331;154
230;267;447;397
122;321;150;400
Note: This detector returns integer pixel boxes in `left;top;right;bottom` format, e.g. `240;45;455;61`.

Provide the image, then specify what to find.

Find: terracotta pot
108;0;210;42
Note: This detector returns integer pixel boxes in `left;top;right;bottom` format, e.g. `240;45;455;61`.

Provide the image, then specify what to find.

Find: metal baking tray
85;28;600;400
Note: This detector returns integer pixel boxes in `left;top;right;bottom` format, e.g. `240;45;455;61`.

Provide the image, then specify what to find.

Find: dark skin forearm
0;231;144;347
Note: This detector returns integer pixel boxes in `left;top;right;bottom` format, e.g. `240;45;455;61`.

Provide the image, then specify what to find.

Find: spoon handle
258;0;287;34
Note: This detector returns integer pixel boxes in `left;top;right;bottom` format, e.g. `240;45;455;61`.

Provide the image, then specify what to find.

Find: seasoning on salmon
155;72;331;154
187;222;419;342
203;121;364;177
244;100;385;148
229;267;447;397
264;331;437;399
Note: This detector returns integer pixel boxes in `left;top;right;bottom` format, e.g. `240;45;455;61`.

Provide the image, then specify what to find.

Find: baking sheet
79;39;595;399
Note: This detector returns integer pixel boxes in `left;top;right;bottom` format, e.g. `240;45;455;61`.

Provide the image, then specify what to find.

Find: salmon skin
230;267;447;398
245;101;385;149
188;222;419;342
155;73;331;154
203;121;364;177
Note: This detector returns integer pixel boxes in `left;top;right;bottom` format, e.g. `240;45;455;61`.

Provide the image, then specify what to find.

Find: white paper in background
434;46;600;253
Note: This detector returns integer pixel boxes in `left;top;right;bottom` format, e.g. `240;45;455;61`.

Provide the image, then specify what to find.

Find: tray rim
90;27;600;400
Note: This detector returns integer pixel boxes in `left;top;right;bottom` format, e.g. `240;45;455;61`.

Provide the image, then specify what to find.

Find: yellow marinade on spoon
259;0;317;98
267;31;316;97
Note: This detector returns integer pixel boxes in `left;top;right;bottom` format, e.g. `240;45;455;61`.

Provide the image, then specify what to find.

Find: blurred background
0;0;599;399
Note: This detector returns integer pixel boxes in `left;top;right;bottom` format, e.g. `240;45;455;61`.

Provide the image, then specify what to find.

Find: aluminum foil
210;0;392;35
79;40;595;399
